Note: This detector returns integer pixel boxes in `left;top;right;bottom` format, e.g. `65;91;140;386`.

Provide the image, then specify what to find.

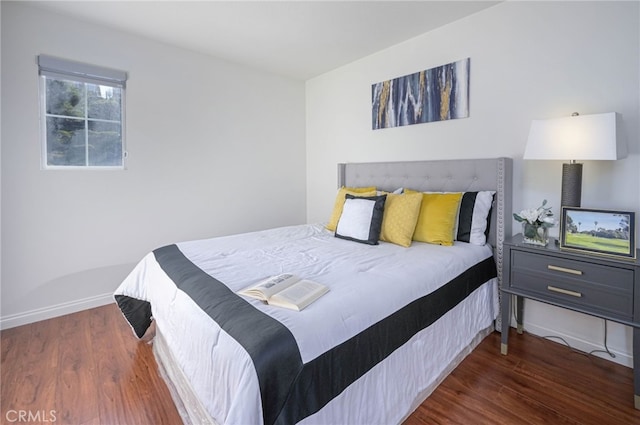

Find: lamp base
561;162;582;208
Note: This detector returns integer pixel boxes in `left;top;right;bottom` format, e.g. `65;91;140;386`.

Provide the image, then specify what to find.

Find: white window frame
38;55;128;170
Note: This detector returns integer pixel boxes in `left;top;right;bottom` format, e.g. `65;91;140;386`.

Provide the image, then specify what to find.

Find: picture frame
560;207;636;259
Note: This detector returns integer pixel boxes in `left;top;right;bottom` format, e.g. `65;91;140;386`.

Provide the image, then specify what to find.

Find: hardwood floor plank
413;355;566;425
408;329;640;425
494;385;582;425
90;305;183;425
14;319;58;414
2;306;639;425
55;310;100;424
500;331;637;425
458;353;596;423
513;347;634;402
510;361;636;425
91;303;137;425
0;326;28;416
493;339;635;424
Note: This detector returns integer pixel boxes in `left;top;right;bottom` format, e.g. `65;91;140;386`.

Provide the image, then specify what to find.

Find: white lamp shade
524;112;626;161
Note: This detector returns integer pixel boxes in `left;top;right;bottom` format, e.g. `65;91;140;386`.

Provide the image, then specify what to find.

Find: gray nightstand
500;234;640;409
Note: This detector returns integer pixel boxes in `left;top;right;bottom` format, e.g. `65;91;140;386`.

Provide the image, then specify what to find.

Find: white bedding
115;223;498;424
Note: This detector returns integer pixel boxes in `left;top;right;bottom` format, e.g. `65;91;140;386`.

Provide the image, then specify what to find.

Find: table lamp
524;112;625;208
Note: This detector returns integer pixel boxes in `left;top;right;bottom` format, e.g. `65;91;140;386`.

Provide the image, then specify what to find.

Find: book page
269;280;329;311
238;273;299;300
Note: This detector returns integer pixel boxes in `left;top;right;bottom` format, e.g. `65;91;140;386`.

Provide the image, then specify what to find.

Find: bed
115;157;513;425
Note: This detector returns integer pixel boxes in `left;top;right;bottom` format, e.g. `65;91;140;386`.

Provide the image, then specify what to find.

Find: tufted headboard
337;157;513;295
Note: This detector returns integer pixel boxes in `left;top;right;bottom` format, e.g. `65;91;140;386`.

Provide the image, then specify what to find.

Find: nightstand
500;234;640;409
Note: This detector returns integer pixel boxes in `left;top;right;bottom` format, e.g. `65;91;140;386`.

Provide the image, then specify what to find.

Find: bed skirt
154;329;218;425
151;280;497;425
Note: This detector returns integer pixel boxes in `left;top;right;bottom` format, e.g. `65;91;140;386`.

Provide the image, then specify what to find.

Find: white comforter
115;223;498;424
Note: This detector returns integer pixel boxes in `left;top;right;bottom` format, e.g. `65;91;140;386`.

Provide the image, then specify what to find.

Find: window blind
38;55;127;88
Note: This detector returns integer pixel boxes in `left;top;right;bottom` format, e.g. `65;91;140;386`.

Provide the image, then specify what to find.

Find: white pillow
335;195;386;245
456;191;496;245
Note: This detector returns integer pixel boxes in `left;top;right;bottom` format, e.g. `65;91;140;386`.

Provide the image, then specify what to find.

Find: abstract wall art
372;58;470;130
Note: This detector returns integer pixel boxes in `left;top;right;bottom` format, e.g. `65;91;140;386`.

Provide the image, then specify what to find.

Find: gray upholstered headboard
338;157;513;291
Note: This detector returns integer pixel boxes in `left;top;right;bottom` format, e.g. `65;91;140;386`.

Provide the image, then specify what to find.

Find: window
38;55;128;169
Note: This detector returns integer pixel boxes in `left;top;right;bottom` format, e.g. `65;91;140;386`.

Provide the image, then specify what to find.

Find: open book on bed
238;273;329;311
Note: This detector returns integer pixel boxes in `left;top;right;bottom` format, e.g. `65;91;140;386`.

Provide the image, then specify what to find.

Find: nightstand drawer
510;250;634;320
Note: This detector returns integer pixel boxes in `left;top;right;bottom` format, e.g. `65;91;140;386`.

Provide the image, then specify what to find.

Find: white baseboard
521;322;633;368
0;292;114;330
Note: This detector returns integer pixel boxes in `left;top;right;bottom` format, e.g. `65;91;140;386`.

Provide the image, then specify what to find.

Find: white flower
513;199;555;227
519;209;540;223
541;216;555;225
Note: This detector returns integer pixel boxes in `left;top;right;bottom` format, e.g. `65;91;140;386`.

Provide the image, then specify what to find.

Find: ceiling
30;1;500;80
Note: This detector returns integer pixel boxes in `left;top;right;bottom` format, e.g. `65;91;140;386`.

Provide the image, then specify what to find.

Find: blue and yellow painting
372;58;470;130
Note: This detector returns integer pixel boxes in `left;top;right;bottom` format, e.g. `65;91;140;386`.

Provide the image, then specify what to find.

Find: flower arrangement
513;199;555;227
513;200;555;245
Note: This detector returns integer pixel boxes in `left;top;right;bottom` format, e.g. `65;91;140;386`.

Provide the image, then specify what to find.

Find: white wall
0;2;3;327
306;1;639;366
1;2;306;327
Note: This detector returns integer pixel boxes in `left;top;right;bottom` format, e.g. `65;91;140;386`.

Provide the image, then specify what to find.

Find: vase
522;222;549;246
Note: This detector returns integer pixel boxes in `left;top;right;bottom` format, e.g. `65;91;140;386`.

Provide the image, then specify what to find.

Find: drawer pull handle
547;285;582;298
548;265;583;275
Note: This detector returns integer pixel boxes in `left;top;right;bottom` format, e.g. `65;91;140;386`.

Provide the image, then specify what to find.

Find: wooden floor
2;304;639;425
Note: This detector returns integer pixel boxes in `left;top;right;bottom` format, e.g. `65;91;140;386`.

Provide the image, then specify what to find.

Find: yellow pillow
380;192;423;247
410;191;463;246
326;186;376;231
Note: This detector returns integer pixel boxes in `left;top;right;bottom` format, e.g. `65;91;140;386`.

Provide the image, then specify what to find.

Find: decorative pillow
326;186;376;231
379;192;423;247
410;192;463;246
377;188;404;195
335;194;386;245
456;191;495;245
